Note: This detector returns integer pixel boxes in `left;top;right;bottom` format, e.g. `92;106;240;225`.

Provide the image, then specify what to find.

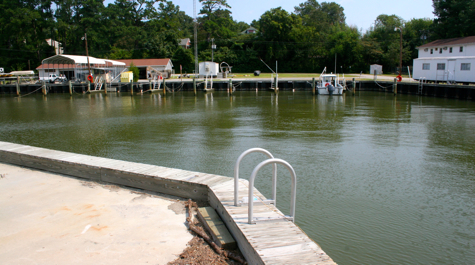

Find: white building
116;59;174;79
37;55;126;82
45;39;64;55
199;62;219;77
413;36;475;83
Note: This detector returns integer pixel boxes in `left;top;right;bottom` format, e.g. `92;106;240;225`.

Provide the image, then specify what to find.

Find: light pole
394;27;403;79
81;33;91;77
211;38;216;62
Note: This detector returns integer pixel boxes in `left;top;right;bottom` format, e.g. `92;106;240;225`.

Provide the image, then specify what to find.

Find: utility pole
395;27;403;78
211;38;216;62
334;53;336;74
194;0;198;75
82;33;91;76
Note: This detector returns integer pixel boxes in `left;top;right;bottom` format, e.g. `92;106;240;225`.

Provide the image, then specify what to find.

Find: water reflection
0;91;474;264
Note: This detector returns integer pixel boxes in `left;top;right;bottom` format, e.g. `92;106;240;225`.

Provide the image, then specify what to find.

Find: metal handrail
234;148;277;206
248;158;297;224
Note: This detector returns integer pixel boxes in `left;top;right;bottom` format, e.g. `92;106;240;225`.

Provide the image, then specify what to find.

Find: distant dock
1;79;475;100
0;141;336;265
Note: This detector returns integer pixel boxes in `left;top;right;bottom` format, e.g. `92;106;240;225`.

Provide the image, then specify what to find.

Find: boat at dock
317;68;345;95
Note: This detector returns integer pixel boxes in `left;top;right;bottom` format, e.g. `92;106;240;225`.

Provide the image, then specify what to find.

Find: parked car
39;74;67;83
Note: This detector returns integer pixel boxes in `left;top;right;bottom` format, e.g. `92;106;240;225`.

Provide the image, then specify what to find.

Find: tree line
0;0;473;74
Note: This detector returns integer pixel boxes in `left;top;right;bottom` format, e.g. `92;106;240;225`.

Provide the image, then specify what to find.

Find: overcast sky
151;0;436;31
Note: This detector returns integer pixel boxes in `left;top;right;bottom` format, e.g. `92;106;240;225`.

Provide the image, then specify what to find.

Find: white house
241;27;258;35
413;36;475;83
45;39;64;55
116;59;174;79
179;38;191;49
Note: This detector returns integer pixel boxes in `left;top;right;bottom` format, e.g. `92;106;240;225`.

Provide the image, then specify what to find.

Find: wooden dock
0;141;335;265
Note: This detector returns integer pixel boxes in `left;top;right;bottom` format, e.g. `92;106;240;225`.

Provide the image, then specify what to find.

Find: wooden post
42;81;47;96
393;78;397;95
16;76;20;96
87;81;90;93
312;77;316;95
352;78;356;95
69;81;72;95
163;78;166;95
149;80;151;91
193;77;196;96
229;79;232;95
130;80;133;96
104;80;107;95
274;75;278;94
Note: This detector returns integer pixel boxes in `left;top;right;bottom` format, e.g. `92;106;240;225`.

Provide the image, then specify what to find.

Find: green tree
172;48;194;74
363;14;407;72
129;62;139;82
198;0;236;41
432;0;475;38
403;18;433;62
0;0;55;71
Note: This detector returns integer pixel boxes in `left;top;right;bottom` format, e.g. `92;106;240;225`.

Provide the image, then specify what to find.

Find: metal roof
41;55;125;66
116;58;172;67
414;56;475;60
417;36;475;49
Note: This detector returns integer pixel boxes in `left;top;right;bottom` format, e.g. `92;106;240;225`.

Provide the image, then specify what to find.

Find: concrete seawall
2;80;475;101
0;141;335;265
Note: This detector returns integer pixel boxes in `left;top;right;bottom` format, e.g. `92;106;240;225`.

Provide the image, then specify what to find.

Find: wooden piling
229;79;232;95
104;80;107;95
42;82;47;96
163;78;166;95
352;78;356;95
16;77;20;96
69;81;72;95
393;78;398;95
274;75;278;94
87;82;90;93
193;77;197;96
130;81;133;96
312;77;316;95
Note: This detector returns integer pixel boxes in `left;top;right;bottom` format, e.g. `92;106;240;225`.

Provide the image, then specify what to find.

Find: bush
129;62;139;82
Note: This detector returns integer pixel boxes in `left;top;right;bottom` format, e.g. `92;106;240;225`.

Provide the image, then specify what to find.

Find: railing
234;148;277;207
234;148;297;224
418;77;426;94
248;158;296;224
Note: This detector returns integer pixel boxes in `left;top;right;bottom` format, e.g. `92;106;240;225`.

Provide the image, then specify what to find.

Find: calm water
1;91;474;264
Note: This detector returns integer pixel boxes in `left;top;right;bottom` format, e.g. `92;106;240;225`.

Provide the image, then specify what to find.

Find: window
460;46;464;52
461;63;471;71
437;63;446;70
449;47;453;53
439;49;443;54
423;63;430;70
430;49;433;54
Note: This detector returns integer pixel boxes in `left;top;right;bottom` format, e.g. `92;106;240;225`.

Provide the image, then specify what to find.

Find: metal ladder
110;68;128;83
94;76;103;91
418;77;425;94
234;148;297;224
152;78;161;90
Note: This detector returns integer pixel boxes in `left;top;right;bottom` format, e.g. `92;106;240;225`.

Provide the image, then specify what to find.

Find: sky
154;0;436;32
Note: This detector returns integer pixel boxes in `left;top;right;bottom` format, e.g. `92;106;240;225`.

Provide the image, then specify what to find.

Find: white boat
317;68;345;95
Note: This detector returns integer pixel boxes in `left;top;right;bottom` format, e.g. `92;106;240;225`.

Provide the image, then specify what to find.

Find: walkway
0;162;192;265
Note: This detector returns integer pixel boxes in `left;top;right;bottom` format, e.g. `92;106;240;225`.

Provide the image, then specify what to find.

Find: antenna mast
194;0;198;75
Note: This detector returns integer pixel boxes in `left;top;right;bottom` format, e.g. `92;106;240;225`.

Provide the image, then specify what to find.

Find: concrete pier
0;141;335;265
0;162;192;264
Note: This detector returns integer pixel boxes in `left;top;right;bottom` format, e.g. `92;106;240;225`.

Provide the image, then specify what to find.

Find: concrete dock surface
0;162;192;265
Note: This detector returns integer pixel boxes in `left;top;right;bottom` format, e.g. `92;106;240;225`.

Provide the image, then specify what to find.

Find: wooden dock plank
0;141;336;265
197;207;237;250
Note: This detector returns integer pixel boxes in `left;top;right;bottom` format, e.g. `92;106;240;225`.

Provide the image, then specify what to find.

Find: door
448;60;456;81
